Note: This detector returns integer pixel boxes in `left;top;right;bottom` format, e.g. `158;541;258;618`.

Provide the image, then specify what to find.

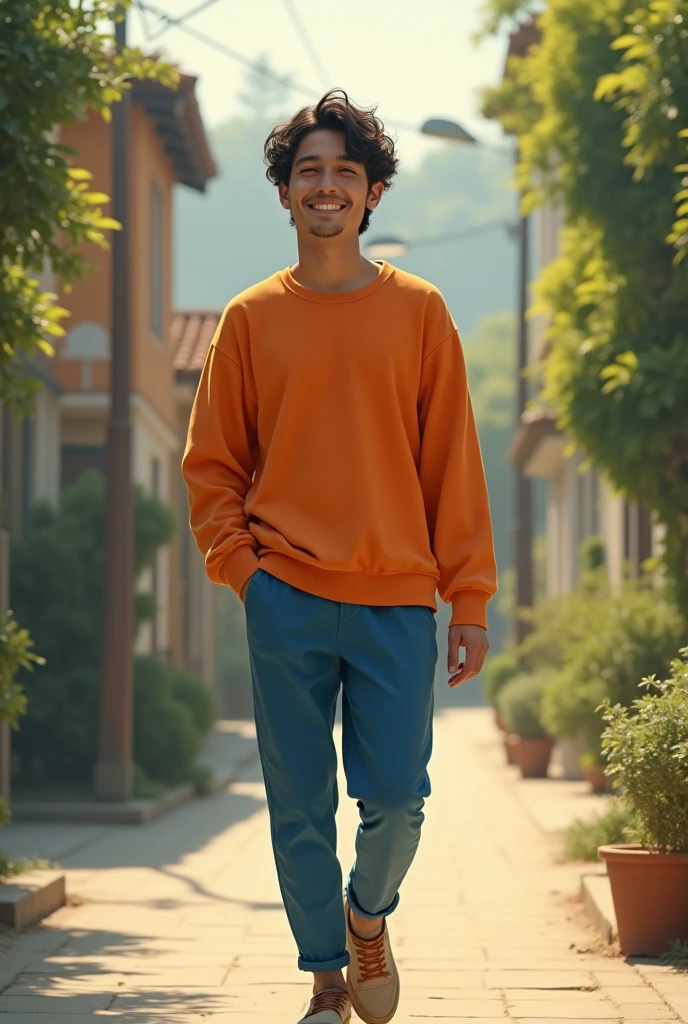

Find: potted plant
497;671;555;778
597;651;688;956
579;751;611;795
483;653;519;764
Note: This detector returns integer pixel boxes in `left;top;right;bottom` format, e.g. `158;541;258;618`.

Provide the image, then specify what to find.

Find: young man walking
183;90;497;1024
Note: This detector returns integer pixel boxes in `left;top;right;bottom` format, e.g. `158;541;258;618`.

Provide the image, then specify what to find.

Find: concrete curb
0;870;65;930
10;747;260;826
581;871;618;944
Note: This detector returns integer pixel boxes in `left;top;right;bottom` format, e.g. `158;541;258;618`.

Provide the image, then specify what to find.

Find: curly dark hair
264;89;399;235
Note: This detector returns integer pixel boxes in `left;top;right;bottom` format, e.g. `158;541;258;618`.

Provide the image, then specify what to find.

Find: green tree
480;0;688;621
0;0;175;415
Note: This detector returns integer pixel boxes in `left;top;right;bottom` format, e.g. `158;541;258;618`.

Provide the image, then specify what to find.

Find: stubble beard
308;223;345;239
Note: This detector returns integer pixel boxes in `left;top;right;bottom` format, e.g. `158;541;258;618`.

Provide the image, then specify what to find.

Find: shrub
562;803;636;862
600;651;688;854
133;657;201;785
497;671;552;740
170;670;215;738
483;653;519;708
536;578;683;752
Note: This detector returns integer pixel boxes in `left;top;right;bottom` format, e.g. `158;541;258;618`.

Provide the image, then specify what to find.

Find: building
0;72;218;687
170;308;224;688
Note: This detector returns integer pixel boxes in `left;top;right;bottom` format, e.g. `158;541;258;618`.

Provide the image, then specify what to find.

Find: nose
316;169;339;191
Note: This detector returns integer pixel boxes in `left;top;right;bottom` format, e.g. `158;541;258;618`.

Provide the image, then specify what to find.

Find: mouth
307;202;348;213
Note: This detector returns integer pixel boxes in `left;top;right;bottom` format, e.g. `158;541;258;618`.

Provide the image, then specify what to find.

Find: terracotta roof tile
172;309;222;376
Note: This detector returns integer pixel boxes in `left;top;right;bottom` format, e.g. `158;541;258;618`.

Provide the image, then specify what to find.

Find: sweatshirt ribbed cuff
221;545;261;597
450;590;490;631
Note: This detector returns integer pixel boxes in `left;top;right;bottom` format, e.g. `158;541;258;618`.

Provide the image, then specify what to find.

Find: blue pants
244;569;437;973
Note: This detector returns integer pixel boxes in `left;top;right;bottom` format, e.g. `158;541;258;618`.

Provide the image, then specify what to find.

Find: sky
129;0;510;168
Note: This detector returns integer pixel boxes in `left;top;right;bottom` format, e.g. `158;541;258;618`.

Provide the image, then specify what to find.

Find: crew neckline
279;260;395;303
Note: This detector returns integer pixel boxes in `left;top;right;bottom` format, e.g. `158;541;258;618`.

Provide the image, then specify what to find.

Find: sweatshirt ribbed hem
259;553;438;611
450;590;491;631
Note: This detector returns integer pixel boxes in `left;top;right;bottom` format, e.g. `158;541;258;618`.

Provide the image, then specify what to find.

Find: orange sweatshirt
182;262;497;629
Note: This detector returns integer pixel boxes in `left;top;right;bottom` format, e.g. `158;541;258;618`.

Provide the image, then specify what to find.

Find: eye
339;167;357;175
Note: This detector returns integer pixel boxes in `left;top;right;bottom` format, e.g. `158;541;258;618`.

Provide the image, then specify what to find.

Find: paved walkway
0;706;686;1022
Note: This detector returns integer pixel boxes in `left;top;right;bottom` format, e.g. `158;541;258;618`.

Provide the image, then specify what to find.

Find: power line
132;0;421;133
281;0;330;90
133;0;317;99
146;0;226;43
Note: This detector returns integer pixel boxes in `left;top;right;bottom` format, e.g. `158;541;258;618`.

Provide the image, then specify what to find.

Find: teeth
311;204;344;211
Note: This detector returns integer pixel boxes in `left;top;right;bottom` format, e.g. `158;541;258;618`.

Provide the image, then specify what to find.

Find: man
183;89;497;1024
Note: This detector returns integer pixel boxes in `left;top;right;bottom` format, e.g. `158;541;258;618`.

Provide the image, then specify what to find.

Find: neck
291;232;379;293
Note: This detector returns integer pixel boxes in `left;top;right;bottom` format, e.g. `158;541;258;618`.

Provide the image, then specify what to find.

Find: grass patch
562;802;635;862
661;940;688;970
0;851;52;880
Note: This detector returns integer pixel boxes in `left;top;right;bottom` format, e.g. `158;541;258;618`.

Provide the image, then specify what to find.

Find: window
150;181;164;340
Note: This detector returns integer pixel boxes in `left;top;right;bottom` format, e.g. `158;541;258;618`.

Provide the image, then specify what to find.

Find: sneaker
345;899;400;1023
298;987;351;1024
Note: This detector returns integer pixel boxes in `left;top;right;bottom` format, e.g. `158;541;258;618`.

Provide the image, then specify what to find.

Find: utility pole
514;186;534;644
94;6;134;801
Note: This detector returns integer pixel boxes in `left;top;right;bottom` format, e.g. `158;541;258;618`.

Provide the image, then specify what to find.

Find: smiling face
279;129;384;239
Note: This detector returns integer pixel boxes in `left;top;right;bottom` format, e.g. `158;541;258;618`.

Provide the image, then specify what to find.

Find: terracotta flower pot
507;734;555;778
598;844;688;956
582;762;610;795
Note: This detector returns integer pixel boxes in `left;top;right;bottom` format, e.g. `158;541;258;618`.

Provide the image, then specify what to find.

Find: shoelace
350;929;391;984
306;987;350;1019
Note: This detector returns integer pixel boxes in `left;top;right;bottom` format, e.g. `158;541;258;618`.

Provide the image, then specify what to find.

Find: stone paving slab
0;707;685;1022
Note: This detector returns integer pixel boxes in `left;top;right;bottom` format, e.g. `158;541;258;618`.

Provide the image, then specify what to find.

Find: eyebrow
294;154;358;166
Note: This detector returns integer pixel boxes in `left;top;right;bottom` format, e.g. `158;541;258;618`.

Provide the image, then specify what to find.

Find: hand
448;624;489;688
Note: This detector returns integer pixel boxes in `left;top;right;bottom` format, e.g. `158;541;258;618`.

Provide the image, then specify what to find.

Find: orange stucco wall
55;103;176;429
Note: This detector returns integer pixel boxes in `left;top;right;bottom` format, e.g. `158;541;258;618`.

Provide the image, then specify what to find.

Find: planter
598;844;688;956
582;762;611;795
557;733;588;781
507;734;555;779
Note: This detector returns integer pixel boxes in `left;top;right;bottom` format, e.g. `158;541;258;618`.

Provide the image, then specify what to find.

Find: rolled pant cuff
346;879;400;920
298;951;350;973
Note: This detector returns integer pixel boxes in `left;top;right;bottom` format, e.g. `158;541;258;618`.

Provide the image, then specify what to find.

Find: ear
366;181;385;212
278;181;291;211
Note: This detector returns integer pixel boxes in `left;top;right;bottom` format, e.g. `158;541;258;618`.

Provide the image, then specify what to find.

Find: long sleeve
182;322;260;597
418;330;497;629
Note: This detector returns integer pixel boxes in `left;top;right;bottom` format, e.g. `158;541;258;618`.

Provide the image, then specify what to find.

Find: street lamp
390;116;534;641
366;220;518;260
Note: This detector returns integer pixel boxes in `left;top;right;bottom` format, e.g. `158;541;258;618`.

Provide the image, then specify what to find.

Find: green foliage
0;610;42;729
481;0;688;623
580;535;606;571
0;0;176;413
593;0;688;263
483;652;520;707
133;764;166;800
0;851;52;879
133;657;201;785
497;670;552;739
660;939;688;970
11;470;175;675
169;670;216;738
9;471;181;783
600;651;688;853
188;763;214;797
532;575;683;752
562;802;636;862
